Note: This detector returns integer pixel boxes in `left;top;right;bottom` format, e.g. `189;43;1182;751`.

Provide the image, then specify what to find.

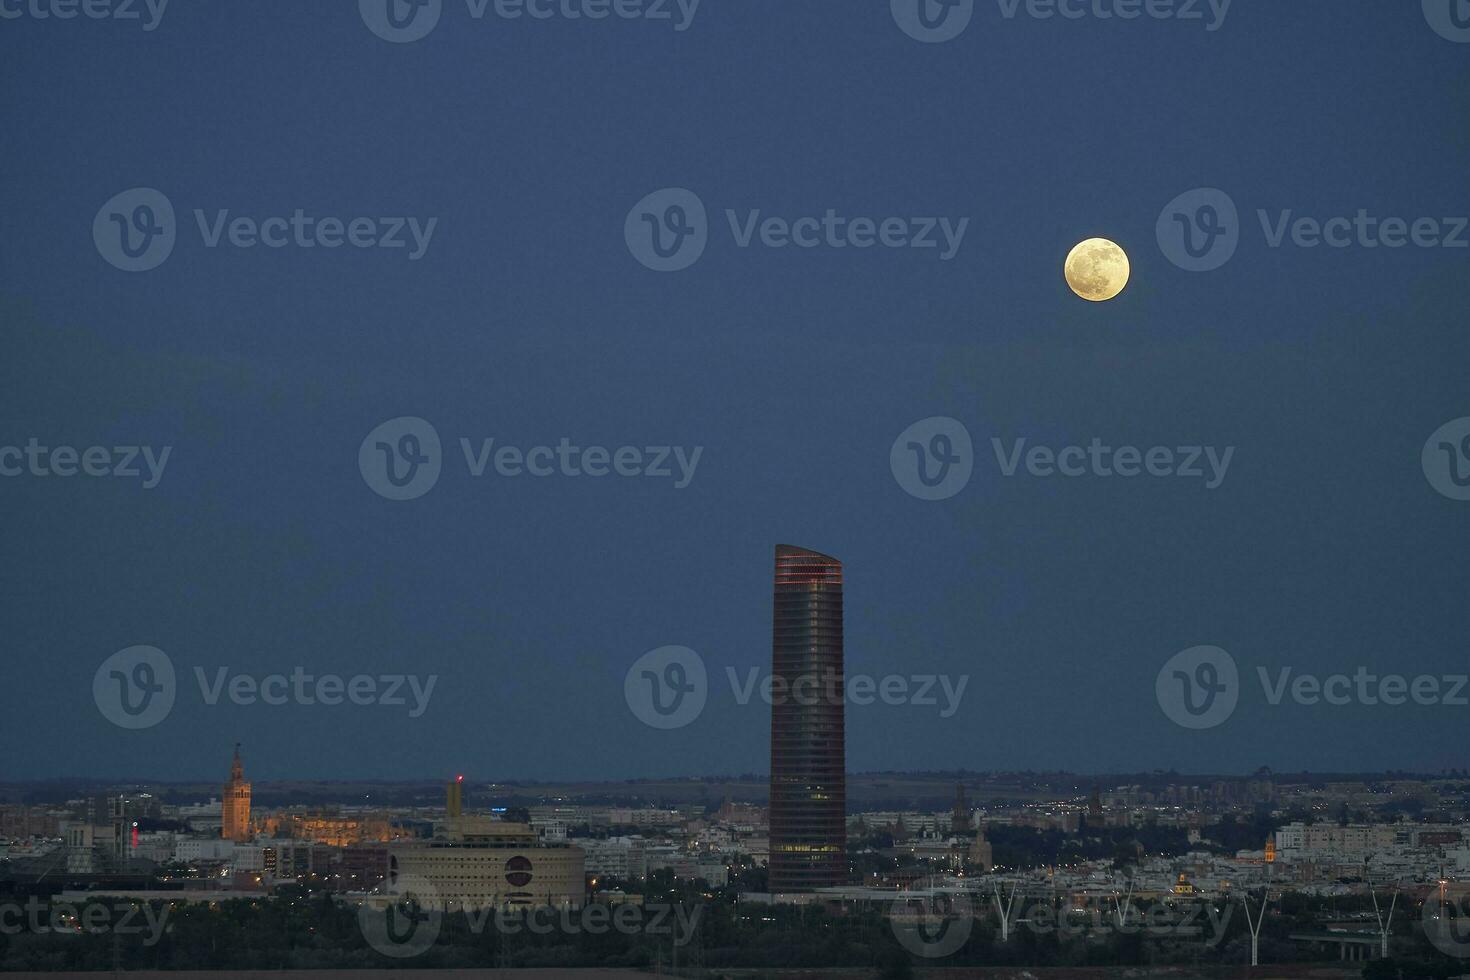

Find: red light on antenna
456;775;464;783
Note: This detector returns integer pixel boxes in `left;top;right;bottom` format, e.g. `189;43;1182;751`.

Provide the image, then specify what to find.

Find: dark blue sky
3;1;1468;782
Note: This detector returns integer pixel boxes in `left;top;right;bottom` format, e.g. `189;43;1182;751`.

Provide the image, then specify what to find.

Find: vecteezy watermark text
94;188;437;272
726;667;968;718
995;0;1230;28
890;0;1230;44
623;646;968;729
0;439;171;488
0;898;169;945
891;417;1236;500
889;891;1235;959
1157;645;1470;730
359;0;702;44
93;645;438;730
992;437;1233;488
1157;188;1470;272
0;0;168;30
195;667;437;718
359;416;703;501
1258;667;1469;709
359;880;701;960
625;188;969;272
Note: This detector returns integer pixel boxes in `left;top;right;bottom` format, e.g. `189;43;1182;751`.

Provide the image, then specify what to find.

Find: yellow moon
1064;238;1130;302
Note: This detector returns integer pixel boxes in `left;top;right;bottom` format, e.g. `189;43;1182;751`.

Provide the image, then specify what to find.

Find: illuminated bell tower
221;743;253;842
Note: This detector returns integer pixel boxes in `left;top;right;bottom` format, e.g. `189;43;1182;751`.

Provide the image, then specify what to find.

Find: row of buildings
5;547;1467;918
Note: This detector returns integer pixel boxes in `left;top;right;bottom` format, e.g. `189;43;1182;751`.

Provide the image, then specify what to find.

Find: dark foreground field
0;965;1368;980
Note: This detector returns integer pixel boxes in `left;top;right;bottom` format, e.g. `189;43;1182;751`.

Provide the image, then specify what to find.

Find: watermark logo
94;188;176;272
495;903;700;943
1156;650;1467;729
888;892;974;958
891;0;975;43
362;0;700;42
1258;211;1469;250
727;667;968;717
893;421;1234;499
1160;188;1470;270
93;645;176;730
194;667;437;717
993;437;1233;488
360;417;443;501
626;188;708;272
94;649;437;729
996;0;1230;29
890;417;973;500
360;418;703;499
895;0;1229;40
991;895;1234;943
358;874;442;958
1424;891;1470;958
0;898;170;944
626;649;966;728
0;439;172;488
1423;417;1470;501
1258;667;1468;709
358;891;699;958
360;0;443;42
1157;188;1239;272
1424;0;1470;42
94;189;437;272
0;0;168;30
625;645;707;729
626;189;969;271
1156;645;1238;730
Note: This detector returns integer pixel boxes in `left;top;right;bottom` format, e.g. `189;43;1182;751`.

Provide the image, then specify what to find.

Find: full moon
1064;238;1130;302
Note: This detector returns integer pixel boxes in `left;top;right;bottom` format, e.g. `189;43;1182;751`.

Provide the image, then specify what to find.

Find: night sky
2;1;1467;782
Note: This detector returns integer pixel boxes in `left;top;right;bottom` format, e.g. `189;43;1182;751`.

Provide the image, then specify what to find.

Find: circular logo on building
93;645;176;730
891;0;975;43
93;188;176;272
888;891;974;958
624;645;707;730
890;416;973;501
1155;645;1239;730
1156;188;1239;272
1422;416;1470;501
625;188;708;272
359;416;442;501
358;872;442;959
505;855;534;888
359;0;442;43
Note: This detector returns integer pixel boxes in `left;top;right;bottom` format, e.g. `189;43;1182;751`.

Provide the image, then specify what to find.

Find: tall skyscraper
768;544;846;892
221;743;252;842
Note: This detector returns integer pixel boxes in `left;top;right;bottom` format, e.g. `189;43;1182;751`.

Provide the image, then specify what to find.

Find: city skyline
5;0;1469;973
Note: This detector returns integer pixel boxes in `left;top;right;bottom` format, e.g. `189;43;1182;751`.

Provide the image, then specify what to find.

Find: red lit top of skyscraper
774;544;842;586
